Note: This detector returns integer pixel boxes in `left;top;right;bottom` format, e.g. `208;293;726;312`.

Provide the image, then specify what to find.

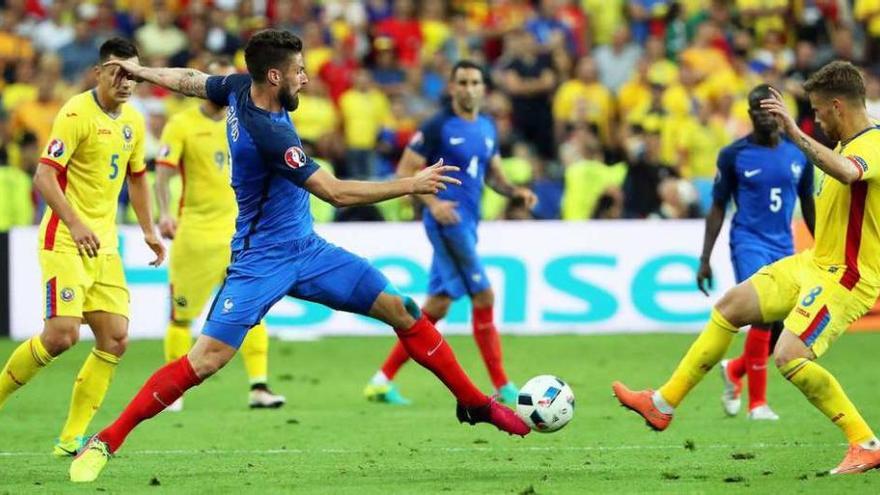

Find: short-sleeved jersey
205;74;320;251
712;135;812;254
38;90;146;254
408;107;500;227
156;105;236;237
815;126;880;288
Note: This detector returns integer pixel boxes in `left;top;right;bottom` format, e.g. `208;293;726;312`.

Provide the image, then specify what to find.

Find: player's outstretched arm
761;88;861;184
128;172;166;267
33;163;100;257
104;59;209;99
304;159;460;208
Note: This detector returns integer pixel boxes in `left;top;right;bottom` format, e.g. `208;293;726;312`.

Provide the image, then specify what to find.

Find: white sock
652;391;675;415
859;438;880;450
371;371;389;386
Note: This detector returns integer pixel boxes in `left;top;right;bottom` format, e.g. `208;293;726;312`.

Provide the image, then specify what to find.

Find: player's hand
69;220;100;258
412;158;461;194
429;200;461;225
696;260;713;297
104;59;143;86
158;215;177;240
760;87;799;137
513;187;538;209
144;231;166;267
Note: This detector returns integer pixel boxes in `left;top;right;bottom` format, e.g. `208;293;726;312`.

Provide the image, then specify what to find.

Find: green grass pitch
2;333;880;494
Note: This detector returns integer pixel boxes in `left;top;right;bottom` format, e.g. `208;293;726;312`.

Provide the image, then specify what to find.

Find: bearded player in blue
697;84;815;421
364;61;537;406
71;31;530;483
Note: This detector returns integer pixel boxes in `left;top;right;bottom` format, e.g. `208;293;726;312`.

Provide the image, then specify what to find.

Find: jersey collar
839;125;880;149
91;89;121;120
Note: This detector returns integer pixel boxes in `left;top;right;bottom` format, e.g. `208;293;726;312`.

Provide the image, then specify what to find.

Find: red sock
744;325;771;409
472;305;508;388
728;354;746;380
380;310;439;380
98;356;202;453
395;314;488;407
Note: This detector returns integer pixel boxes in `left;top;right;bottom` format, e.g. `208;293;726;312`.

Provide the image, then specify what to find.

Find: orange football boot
612;381;672;431
830;445;880;475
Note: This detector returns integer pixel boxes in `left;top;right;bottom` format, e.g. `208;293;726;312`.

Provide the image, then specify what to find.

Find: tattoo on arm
177;70;208;98
798;134;825;168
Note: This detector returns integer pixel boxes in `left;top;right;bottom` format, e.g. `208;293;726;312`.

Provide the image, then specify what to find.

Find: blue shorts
731;244;791;284
202;235;389;347
426;223;491;299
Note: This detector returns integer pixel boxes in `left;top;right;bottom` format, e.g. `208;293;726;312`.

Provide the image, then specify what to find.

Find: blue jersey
712;135;812;254
205;74;319;251
408;107;500;227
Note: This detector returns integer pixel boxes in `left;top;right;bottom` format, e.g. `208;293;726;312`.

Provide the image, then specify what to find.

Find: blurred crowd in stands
0;0;877;229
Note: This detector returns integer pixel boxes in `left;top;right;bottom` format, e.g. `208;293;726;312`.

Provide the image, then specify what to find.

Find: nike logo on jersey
449;137;465;145
744;169;762;178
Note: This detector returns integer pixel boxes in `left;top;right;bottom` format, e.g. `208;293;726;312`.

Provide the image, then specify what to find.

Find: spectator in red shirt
320;36;360;103
376;0;422;67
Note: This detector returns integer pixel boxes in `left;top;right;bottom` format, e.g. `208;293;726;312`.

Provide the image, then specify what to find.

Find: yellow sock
58;348;120;443
0;336;54;409
658;309;738;407
164;320;192;363
780;358;874;444
241;322;269;385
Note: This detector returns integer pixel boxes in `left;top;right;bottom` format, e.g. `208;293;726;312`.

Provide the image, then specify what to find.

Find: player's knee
472;288;494;308
40;327;79;356
714;287;752;328
772;338;812;370
99;334;128;358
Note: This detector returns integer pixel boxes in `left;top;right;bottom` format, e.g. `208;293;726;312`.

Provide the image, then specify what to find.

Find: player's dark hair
747;84;775;108
244;29;303;83
99;37;139;63
803;61;866;104
450;60;484;81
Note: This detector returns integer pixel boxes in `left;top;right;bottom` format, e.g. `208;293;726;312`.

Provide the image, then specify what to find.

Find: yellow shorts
750;249;878;357
169;232;231;321
39;250;129;319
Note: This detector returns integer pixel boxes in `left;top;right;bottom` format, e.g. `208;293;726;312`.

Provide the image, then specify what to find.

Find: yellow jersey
38;90;146;253
156;105;235;237
814;127;880;289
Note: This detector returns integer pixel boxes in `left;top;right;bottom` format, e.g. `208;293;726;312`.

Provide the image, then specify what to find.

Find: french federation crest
791;162;803;180
122;124;133;142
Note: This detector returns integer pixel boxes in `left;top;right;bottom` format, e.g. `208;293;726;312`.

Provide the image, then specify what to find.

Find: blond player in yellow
0;38;165;456
155;59;284;410
613;60;880;475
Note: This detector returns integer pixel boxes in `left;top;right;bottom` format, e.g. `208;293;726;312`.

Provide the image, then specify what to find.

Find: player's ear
267;68;281;87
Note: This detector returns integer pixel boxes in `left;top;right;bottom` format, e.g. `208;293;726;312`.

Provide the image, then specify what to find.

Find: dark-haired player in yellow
0;38;165;456
614;60;880;475
156;58;284;410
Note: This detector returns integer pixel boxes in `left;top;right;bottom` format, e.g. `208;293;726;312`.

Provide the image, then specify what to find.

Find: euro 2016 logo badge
47;139;65;158
122;124;133;143
284;146;306;169
60;287;75;302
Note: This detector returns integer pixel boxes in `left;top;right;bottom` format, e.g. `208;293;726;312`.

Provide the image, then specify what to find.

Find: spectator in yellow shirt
553;56;615;147
339;69;392;179
10;77;63;150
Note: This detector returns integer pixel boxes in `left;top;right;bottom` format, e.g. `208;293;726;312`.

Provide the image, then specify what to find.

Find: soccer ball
515;375;575;433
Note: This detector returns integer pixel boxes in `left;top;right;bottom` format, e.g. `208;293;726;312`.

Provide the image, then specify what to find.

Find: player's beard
280;82;299;112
